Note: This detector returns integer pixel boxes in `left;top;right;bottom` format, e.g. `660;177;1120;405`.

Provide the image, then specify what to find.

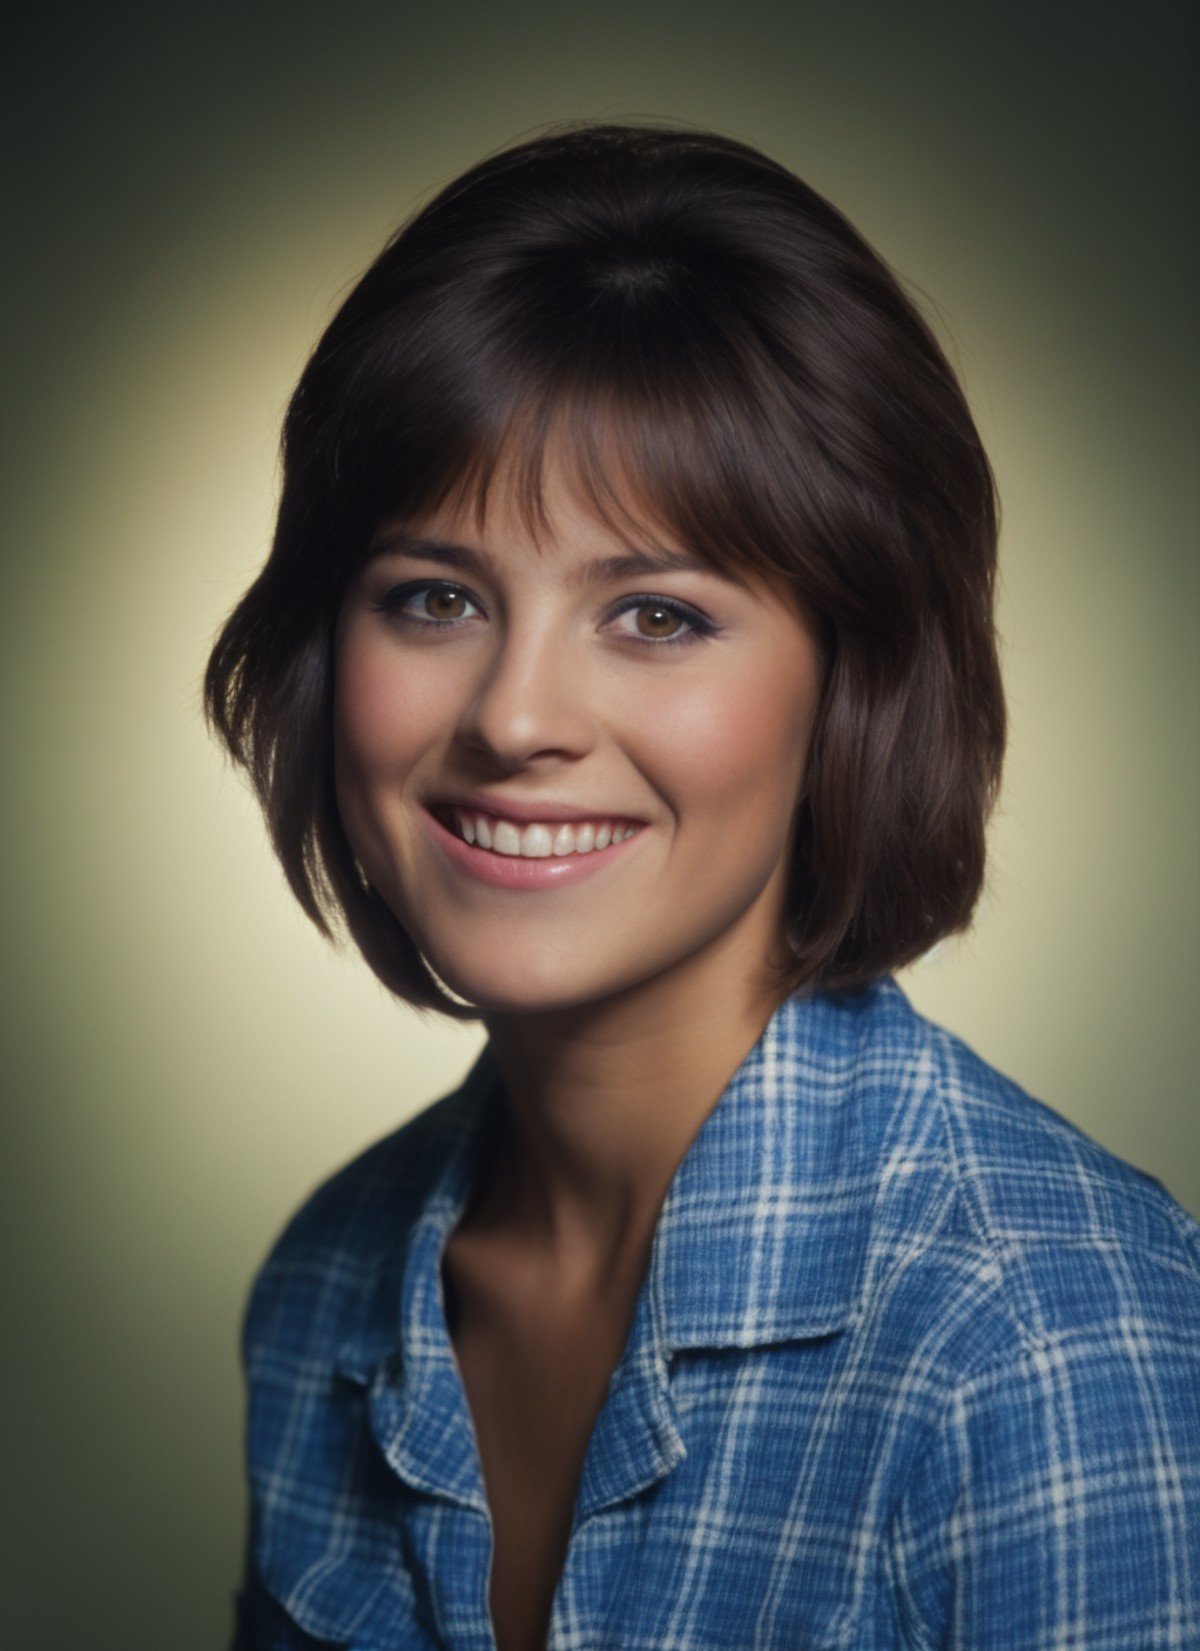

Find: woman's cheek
648;668;808;814
335;639;446;767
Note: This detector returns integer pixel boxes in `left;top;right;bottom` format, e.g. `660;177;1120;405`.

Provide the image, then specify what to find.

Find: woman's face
332;452;824;1014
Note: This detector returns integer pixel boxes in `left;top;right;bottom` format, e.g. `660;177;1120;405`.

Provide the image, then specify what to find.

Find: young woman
205;121;1200;1651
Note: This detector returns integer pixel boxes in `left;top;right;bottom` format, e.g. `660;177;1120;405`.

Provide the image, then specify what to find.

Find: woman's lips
422;804;648;890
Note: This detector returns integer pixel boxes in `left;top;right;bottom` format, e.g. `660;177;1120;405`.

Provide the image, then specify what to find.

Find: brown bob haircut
203;119;1006;1022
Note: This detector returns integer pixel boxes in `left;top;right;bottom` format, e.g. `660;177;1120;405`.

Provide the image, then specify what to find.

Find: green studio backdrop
3;3;1196;1646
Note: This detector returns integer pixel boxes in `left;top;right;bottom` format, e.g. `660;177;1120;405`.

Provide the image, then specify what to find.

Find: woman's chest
443;1240;647;1651
426;1338;899;1649
252;1324;911;1649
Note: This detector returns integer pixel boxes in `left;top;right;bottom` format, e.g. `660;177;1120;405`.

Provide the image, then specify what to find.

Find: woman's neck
472;937;792;1286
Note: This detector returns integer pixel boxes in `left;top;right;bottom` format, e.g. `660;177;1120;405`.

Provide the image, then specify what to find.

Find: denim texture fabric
230;974;1200;1649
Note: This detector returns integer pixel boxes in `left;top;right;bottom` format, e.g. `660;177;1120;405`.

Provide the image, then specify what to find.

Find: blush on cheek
662;673;811;816
334;644;446;764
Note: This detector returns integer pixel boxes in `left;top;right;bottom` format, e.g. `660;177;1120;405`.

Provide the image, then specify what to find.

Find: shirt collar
649;972;926;1350
336;972;926;1392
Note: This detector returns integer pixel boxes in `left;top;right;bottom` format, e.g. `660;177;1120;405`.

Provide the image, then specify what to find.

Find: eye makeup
367;579;722;650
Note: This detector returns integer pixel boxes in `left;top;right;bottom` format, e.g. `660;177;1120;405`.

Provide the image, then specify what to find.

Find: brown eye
368;580;482;630
610;595;713;649
424;588;468;620
635;604;685;639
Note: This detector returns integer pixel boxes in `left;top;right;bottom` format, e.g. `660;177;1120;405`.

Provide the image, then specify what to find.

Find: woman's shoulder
257;1080;461;1254
870;979;1200;1377
237;1047;490;1372
923;999;1198;1265
869;991;1200;1643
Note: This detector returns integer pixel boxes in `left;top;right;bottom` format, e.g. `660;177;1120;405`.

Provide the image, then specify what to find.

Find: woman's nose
453;620;596;768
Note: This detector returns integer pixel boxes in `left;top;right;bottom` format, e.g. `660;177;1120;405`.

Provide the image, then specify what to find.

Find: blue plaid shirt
231;974;1200;1649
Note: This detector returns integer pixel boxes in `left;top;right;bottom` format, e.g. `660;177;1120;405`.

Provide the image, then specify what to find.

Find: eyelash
367;580;718;650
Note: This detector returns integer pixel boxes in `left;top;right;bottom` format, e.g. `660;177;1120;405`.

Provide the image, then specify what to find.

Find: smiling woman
330;448;823;1007
202;121;1200;1651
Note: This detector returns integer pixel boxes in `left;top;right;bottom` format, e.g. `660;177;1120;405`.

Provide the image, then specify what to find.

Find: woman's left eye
369;581;717;650
608;594;716;648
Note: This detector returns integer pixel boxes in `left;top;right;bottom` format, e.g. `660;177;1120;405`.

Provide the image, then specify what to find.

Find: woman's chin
438;974;593;1017
423;947;623;1018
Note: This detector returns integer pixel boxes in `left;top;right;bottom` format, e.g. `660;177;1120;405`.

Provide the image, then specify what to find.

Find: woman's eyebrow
366;529;737;587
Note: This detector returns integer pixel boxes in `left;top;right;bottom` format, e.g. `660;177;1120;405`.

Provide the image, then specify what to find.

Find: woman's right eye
369;581;482;630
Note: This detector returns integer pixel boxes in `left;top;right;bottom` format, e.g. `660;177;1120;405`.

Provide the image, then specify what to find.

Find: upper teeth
449;809;641;858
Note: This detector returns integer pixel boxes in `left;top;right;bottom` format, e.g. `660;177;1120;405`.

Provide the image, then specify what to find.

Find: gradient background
4;3;1196;1644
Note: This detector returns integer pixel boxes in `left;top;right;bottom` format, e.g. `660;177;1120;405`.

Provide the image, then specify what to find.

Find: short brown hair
202;119;1006;1021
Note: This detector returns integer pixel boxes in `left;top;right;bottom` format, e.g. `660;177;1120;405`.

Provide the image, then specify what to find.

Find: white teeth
524;825;556;858
491;819;526;856
448;809;640;858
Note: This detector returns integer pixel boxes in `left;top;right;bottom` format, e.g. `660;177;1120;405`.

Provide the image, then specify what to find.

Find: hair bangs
347;326;820;622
